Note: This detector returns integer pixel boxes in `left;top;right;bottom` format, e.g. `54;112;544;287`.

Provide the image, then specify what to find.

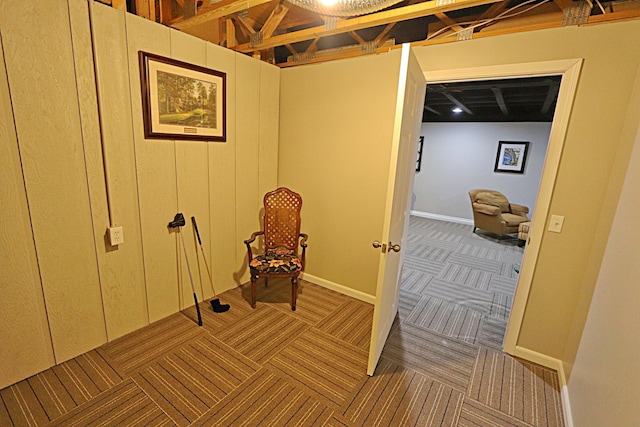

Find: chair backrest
263;187;302;251
469;189;510;213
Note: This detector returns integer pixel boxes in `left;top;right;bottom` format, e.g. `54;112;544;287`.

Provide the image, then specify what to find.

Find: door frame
422;59;583;363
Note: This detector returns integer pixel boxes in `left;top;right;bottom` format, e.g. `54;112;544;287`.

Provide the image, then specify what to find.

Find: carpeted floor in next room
0;216;563;427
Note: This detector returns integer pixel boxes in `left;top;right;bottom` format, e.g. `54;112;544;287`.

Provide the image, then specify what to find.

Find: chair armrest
244;231;264;262
510;203;530;216
472;202;501;216
299;233;308;270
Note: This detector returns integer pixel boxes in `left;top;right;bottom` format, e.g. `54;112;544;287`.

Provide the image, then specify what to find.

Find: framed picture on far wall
139;51;226;141
494;141;529;173
416;136;424;172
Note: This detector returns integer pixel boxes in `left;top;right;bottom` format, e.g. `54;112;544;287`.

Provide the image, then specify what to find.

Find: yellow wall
410;22;640;367
0;0;279;388
279;51;403;298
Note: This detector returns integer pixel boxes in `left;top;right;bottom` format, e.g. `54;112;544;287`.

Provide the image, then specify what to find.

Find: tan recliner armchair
469;189;530;235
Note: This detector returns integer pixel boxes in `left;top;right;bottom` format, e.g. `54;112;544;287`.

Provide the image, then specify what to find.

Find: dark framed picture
139;51;226;141
416;136;424;172
494;141;529;173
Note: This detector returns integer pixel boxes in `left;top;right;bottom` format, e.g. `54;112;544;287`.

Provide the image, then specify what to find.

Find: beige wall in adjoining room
278;50;403;298
0;0;279;389
411;21;640;370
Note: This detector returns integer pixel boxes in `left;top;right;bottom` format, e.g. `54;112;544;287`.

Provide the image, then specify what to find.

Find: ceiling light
452;107;463;113
287;0;403;17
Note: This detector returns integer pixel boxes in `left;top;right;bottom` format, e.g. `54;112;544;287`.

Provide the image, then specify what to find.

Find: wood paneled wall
0;0;279;389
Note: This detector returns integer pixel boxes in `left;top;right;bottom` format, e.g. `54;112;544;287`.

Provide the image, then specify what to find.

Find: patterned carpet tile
424;278;493;314
398;289;422;321
461;234;521;251
400;268;433;294
448;253;503;274
256;279;350;324
316;300;373;350
213;305;309;364
437;263;492;290
403;256;446;276
457;244;503;261
408;244;452;262
459;398;536;427
341;358;464;426
380;322;478;392
266;328;369;408
489;292;513;321
405;296;482;345
199;368;335;427
182;288;256;332
500;249;526;264
0;349;123;426
47;379;175;427
100;313;205;375
476;317;507;351
407;236;463;252
469;348;564;427
132;334;261;426
488;274;518;295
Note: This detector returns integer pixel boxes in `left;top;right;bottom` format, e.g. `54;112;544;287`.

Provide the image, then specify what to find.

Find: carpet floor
0;216;563;426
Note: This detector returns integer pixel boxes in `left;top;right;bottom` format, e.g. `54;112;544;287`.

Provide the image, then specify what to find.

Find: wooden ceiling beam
374;22;397;45
491;87;508;115
262;4;290;38
541;82;560;114
234;0;502;52
441;91;473;114
173;0;274;29
350;31;367;44
553;0;573;10
435;12;465;32
235;15;257;35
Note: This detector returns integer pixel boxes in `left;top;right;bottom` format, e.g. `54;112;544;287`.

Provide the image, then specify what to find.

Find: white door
367;45;426;375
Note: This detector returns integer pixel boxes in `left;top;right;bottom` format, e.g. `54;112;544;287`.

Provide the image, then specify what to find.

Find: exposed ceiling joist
492;87;509;115
106;0;640;68
234;0;502;52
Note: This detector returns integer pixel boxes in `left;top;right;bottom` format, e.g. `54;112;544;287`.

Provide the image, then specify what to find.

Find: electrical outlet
548;215;564;233
109;226;124;246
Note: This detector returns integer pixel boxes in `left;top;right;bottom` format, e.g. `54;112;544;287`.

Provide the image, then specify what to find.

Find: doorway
367;58;583;376
406;75;561;350
425;59;582;360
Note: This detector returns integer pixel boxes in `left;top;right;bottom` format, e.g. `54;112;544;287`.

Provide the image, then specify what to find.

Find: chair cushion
475;191;510;213
249;249;302;274
502;213;530;227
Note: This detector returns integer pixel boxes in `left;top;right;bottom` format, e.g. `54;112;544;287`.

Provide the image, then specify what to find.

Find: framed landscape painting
139;51;226;141
494;141;529;173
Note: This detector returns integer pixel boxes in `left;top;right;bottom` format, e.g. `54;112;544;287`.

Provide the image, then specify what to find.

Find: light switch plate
548;215;564;233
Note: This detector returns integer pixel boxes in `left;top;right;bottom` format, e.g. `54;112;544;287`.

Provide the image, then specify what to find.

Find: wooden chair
244;187;308;311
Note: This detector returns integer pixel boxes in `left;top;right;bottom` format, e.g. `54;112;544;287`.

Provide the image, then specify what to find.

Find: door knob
388;242;401;252
372;241;387;253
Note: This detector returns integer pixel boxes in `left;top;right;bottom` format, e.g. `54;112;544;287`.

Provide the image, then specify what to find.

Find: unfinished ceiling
114;0;640;68
423;75;562;122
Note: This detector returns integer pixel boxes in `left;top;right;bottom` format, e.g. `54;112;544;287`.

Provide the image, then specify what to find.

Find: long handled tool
191;216;230;313
168;213;203;326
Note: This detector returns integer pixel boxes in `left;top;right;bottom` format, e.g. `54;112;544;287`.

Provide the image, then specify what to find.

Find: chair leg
291;276;298;311
250;275;257;308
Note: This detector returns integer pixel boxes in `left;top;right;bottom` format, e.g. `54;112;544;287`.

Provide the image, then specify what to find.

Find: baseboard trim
300;273;376;305
512;346;572;427
410;210;474;226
